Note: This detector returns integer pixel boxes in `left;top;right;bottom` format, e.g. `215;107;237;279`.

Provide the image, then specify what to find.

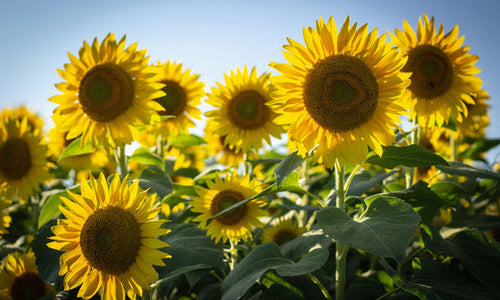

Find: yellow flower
456;89;489;139
0;250;53;300
390;14;482;127
135;60;205;147
270;16;409;167
205;66;285;153
203;120;246;167
191;170;267;243
261;218;305;246
0;188;11;238
0;105;44;134
47;173;170;300
49;33;164;150
0;117;51;202
47;127;112;171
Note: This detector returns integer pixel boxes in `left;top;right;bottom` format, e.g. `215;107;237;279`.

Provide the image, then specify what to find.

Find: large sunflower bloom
0;250;54;300
270;16;409;167
49;33;164;150
135;60;205;147
205;66;285;153
390;14;482;127
191;170;267;243
47;173;170;300
0;117;51;202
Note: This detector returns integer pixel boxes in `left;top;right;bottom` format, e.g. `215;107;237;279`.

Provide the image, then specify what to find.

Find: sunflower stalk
450;132;457;162
407;119;420;188
117;146;128;177
334;159;348;300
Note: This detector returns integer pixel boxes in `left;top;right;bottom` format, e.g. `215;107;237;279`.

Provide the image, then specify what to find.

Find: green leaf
280;229;333;261
169;133;206;147
366;145;449;169
38;190;65;229
436;162;500;181
138;165;173;198
32;219;62;284
346;170;398;197
460;138;500;162
317;196;421;262
128;147;164;168
58;136;95;161
220;242;328;300
274;150;305;187
430;182;464;205
157;223;224;284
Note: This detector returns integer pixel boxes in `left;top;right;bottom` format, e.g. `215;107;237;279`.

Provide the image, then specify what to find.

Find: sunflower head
0;250;53;300
261;218;305;246
47;173;170;300
205;66;285;153
0;117;51;202
270;16;409;167
134;60;205;147
203;120;247;167
0;105;44;134
0;188;11;239
191;170;267;243
49;33;165;150
456;89;490;139
390;14;482;128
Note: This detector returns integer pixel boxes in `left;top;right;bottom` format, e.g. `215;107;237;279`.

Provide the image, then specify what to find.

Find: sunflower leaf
128;147;164;168
57;136;95;161
317;195;421;262
275;150;305;187
32;219;62;285
138;165;173;198
436;161;500;181
366;145;449;169
169;133;206;147
220;242;328;300
38;190;65;229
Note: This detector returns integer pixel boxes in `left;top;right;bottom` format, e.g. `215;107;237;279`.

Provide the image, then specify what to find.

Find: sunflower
49;33;164;150
205;66;285;153
47;127;112;171
390;14;482;128
191;170;267;243
270;16;409;167
134;60;205;147
261;218;305;246
456;89;489;139
0;105;44;133
0;117;51;203
0;187;11;238
0;250;54;300
47;173;170;300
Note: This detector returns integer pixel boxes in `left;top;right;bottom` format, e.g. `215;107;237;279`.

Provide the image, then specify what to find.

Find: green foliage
58;136;95;160
367;145;449;169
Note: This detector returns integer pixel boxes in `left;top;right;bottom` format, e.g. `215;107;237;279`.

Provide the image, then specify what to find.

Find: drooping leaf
346;170;398;197
274;150;305;187
220;242;328;300
436;162;500;181
137;165;173;199
32;219;62;284
58;136;95;161
317;196;421;262
367;145;449;169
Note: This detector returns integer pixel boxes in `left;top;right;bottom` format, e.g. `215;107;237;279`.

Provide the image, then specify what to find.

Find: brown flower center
272;228;299;246
403;45;453;99
155;80;187;117
229;90;270;130
210;190;247;225
79;63;135;122
303;55;379;132
80;206;141;275
10;272;46;300
0;138;32;180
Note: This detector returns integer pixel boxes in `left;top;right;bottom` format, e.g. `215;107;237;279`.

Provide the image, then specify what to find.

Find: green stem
307;273;332;300
450;132;457;162
407;119;420;188
118;146;128;177
228;239;238;271
334;159;348;300
374;286;402;300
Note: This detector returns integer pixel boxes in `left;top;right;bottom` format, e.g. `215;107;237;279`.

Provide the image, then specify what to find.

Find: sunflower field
1;14;500;300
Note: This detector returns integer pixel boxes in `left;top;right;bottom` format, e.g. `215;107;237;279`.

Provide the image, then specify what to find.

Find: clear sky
1;0;499;163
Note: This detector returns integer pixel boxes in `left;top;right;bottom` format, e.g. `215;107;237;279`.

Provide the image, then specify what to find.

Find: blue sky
1;0;499;163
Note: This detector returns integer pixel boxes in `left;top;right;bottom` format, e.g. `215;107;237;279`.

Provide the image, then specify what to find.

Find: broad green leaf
138;165;173;198
275;150;305;187
220;242;328;300
317;196;421;262
366;145;449;169
58;136;95;161
32;219;62;284
128;147;163;168
280;229;332;261
168;133;206;147
460;138;500;162
157;223;224;284
436;162;500;181
346;170;398;197
430;182;464;205
38;190;65;229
